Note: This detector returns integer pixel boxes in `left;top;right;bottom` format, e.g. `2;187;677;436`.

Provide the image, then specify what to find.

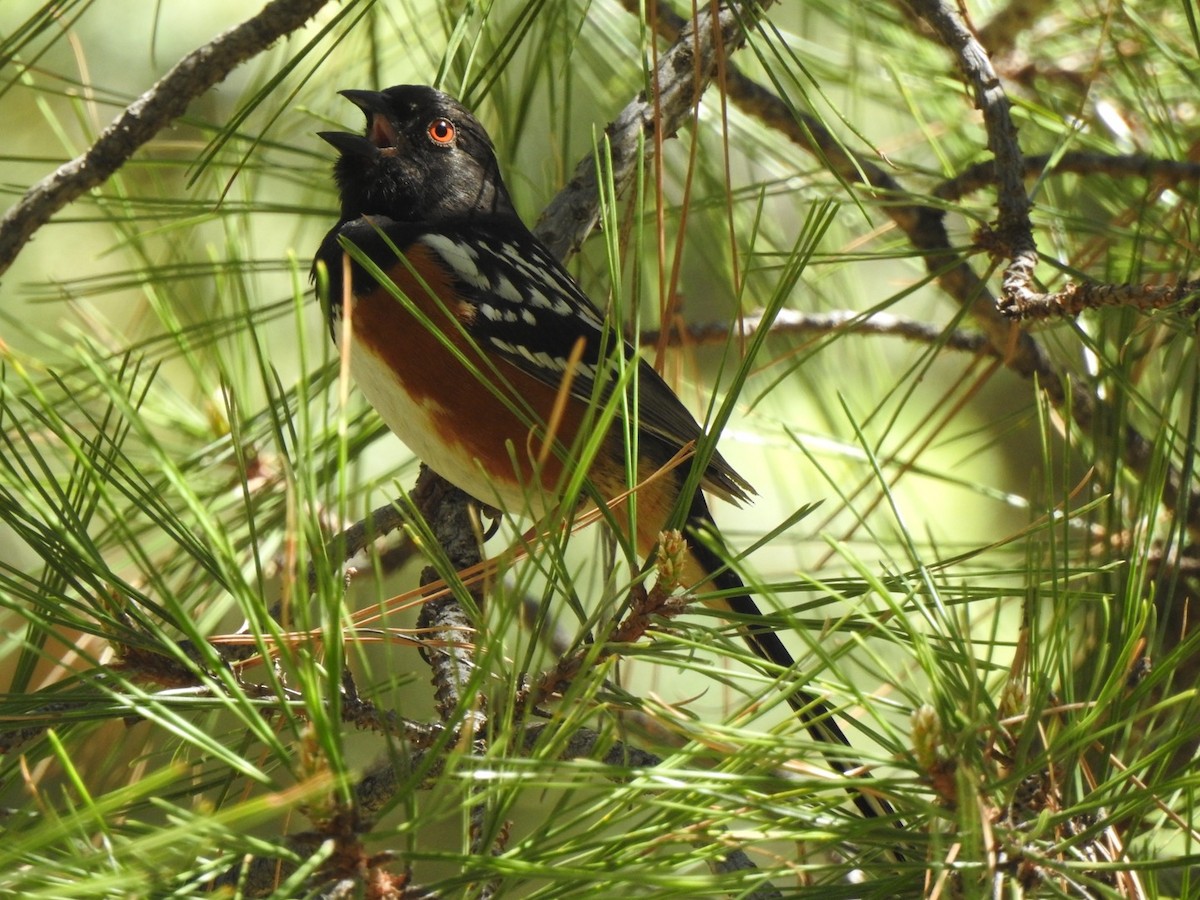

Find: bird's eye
427;118;456;145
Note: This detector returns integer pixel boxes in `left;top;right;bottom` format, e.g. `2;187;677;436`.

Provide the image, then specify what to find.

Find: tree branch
635;0;1200;528
411;466;486;725
903;0;1040;318
0;0;330;278
938;151;1200;320
633;0;1064;396
935;150;1200;202
985;277;1200;321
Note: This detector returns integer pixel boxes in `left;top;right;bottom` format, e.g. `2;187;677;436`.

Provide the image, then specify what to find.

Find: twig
989;278;1200;321
638;308;990;354
903;0;1039;318
937;151;1200;321
213;497;413;666
337;668;442;746
632;0;1066;401
522;534;691;710
0;0;330;277
307;497;412;593
934;151;1200;203
409;465;496;866
410;466;485;724
210;811;437;899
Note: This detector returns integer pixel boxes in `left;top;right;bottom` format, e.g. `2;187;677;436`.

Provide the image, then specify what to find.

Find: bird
314;85;894;822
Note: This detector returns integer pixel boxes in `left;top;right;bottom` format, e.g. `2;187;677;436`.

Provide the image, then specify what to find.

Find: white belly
345;337;534;515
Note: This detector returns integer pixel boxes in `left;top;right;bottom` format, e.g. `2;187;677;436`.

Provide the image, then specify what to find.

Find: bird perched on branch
314;84;894;823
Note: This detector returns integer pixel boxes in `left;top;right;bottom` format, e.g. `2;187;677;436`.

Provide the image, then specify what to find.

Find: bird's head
319;85;516;223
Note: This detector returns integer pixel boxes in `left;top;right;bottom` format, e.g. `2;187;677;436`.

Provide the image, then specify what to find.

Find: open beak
341;89;401;149
338;89;391;117
318;90;403;158
317;130;378;158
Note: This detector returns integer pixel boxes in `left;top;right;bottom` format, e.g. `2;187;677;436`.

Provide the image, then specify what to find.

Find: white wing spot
527;288;553;310
533;351;559;371
422;234;489;289
503;309;519;323
480;303;501;322
494;274;522;303
545;264;576;294
552;299;572;316
506;252;540;279
521;309;537;326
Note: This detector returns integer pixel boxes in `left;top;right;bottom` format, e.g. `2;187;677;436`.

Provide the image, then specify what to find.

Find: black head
319;85;517;224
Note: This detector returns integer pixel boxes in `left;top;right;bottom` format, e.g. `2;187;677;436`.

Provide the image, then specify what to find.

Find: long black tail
685;494;897;824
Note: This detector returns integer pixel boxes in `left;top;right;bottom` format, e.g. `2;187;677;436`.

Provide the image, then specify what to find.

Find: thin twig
638;308;990;354
0;0;330;277
215;497;413;666
522;535;691;710
990;278;1200;321
307;497;412;593
937;151;1200;320
935;150;1200;203
409;465;495;865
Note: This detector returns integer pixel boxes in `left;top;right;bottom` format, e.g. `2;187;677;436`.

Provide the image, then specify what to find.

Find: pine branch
0;0;331;277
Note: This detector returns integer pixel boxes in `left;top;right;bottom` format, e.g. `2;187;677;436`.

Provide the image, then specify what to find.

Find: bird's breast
337;244;568;517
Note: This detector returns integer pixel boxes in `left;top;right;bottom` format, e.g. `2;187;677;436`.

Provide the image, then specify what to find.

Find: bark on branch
0;0;330;278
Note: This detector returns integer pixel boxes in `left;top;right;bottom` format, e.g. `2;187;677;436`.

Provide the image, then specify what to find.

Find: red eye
428;118;456;145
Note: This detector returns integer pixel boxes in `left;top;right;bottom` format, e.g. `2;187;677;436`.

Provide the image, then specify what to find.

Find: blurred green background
1;0;1196;895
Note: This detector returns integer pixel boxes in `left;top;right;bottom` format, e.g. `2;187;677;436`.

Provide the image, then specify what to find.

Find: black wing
318;215;753;503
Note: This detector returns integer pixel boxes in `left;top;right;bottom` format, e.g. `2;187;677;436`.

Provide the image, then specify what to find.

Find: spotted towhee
315;85;894;822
